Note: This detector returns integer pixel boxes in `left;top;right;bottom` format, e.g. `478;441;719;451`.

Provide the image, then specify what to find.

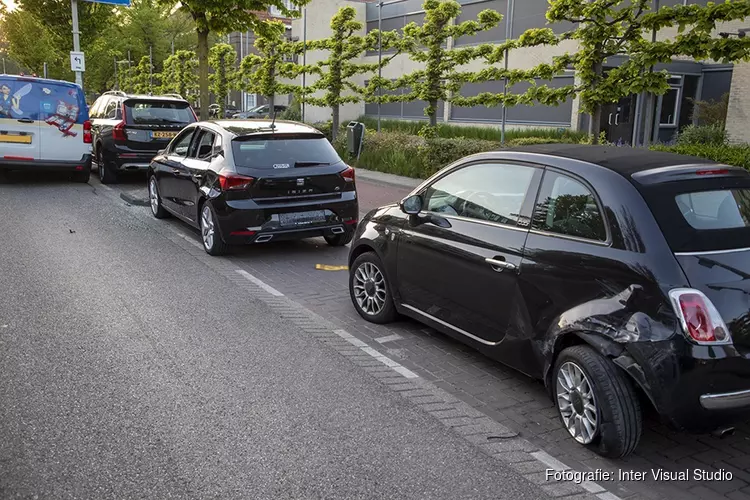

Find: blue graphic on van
0;82;32;118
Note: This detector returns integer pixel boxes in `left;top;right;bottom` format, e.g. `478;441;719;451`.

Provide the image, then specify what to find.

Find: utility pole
642;0;660;146
302;8;307;122
114;56;118;90
43;62;48;78
149;45;153;93
501;0;515;144
377;1;382;132
171;40;175;56
71;0;83;87
128;50;131;69
2;58;6;74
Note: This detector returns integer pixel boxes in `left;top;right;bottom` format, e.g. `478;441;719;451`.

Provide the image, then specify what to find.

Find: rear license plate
151;131;178;139
279;210;326;227
0;134;31;144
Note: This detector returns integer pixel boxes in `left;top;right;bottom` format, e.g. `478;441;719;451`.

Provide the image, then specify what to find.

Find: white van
0;75;92;182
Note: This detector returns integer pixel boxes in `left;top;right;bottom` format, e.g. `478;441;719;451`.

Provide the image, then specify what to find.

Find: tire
71;167;90;183
349;252;397;324
553;345;642;458
200;202;229;256
98;149;118;184
324;228;354;247
148;175;169;219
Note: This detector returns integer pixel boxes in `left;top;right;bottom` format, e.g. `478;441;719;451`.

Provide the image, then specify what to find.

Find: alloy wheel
149;178;159;215
201;205;215;250
556;361;599;444
353;262;387;316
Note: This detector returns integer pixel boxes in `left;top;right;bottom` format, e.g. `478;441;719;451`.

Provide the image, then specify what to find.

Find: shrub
312;121;333;140
689;92;729;127
676;124;727;146
346;132;426;178
650;143;750;170
419;138;500;177
280;99;302;121
506;137;566;146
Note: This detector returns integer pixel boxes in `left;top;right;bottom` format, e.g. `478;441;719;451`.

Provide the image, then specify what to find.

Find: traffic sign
70;51;86;72
85;0;131;5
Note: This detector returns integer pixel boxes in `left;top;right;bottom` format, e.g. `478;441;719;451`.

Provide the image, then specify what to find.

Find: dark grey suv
89;91;197;183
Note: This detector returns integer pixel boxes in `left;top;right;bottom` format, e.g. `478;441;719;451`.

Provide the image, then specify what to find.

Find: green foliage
130;55;155;94
209;43;237;117
239;20;301;110
161;50;198;98
651;143;750;170
677;124;728;146
690;93;729;127
280;99;302;121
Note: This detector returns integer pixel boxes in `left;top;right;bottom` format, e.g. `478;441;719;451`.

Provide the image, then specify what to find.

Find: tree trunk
429;100;438;128
197;27;209;121
589;103;602;144
268;93;275;118
332;105;340;141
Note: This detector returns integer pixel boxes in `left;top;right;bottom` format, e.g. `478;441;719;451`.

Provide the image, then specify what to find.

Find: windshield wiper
294;161;330;168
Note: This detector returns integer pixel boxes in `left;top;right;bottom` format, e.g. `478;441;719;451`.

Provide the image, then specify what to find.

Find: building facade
293;0;743;145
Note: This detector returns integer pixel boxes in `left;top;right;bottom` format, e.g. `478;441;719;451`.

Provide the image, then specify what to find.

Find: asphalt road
0;174;553;500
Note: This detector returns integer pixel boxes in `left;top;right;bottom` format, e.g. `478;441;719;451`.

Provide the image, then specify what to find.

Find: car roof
509;144;718;177
120;94;188;102
209;119;322;137
0;74;80;88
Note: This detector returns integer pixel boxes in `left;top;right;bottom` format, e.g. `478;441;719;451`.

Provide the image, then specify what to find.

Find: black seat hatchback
348;144;750;458
148;120;358;255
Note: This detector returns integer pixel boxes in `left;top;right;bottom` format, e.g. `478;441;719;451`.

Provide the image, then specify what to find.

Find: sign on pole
70;51;86;72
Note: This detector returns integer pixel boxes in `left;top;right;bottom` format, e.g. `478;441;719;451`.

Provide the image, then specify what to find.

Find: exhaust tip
712;426;735;438
255;234;273;243
331;226;345;234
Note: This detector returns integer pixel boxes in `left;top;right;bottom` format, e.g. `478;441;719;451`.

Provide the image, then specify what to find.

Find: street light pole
377;1;382;132
302;8;307;122
71;0;83;87
501;0;514;144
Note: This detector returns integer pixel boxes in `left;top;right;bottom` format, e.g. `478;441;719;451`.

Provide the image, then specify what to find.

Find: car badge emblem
273;163;290;169
296;178;305;186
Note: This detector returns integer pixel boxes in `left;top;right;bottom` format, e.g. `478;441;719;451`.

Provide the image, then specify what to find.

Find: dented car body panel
350;145;750;433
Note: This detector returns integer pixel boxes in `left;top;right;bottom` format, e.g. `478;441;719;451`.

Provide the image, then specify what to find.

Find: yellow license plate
152;131;177;139
0;134;32;144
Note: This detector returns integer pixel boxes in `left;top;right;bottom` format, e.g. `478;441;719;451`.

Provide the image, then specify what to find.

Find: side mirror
400;194;423;215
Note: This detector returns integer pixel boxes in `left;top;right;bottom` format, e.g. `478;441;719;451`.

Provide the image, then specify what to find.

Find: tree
303;7;397;140
209;43;237;117
539;0;750;143
1;8;62;77
239;20;301;116
159;0;308;120
130;55;155;94
161;50;199;99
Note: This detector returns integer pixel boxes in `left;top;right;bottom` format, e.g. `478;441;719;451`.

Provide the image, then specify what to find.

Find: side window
423;163;536;226
532;171;606;242
170;128;196;157
213;134;223;156
190;130;215;160
89;98;105;118
104;100;118;119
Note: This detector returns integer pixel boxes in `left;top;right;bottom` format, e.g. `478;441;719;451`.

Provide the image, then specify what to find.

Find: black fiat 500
348;144;750;458
147;120;358;255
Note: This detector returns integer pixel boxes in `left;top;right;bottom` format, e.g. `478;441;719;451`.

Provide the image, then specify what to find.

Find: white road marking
334;330;419;379
173;231;203;249
375;334;403;344
531;451;613;497
236;270;284;297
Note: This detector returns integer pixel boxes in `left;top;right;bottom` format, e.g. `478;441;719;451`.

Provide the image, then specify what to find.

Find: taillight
113;121;126;142
669;288;731;344
696;168;729;176
83;120;92;144
340;165;355;182
218;172;255;191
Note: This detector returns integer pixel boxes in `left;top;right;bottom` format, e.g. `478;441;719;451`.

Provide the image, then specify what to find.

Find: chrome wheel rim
149;178;159;215
353;262;387;316
556;361;598;444
201;206;214;250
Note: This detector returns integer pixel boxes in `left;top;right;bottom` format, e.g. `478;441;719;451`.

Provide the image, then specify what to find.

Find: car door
0;77;41;162
157;127;197;213
37;82;89;163
175;127;216;222
396;161;542;346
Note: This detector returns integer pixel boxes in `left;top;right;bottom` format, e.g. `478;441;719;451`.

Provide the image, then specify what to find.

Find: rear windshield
641;178;750;253
125;100;194;125
0;77;87;123
231;136;342;169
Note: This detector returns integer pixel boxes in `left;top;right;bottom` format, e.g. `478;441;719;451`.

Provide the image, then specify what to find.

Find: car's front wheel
200;202;229;256
553;345;642;458
149;176;169;219
349;252;397;324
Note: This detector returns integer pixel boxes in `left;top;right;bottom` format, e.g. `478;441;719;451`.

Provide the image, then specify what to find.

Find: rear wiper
294;161;330;168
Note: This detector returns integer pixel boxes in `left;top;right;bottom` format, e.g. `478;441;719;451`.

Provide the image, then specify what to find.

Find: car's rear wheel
553;345;642;458
349;252;397;324
98;150;117;184
324;228;354;247
149;176;169;219
200;202;228;256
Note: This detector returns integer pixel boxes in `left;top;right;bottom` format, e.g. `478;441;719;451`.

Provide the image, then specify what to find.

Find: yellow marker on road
315;264;349;271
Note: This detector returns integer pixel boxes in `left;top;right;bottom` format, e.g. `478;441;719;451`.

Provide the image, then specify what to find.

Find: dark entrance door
601;95;636;144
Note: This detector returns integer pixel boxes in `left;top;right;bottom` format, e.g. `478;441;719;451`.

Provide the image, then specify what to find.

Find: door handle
17;118;33;124
615;113;619;126
608;113;613;125
192;173;203;180
172;168;181;174
485;257;517;272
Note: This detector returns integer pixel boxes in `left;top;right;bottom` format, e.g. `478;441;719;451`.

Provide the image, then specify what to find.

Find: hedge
650;143;750;170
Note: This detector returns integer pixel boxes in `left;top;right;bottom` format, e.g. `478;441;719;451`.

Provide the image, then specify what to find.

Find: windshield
125;100;195;125
231;136;342;169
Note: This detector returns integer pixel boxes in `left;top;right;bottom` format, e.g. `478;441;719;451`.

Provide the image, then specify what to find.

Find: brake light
669;289;731;344
113;121;126;142
340;166;355;182
218;172;255;190
83;120;92;144
696;168;729;176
